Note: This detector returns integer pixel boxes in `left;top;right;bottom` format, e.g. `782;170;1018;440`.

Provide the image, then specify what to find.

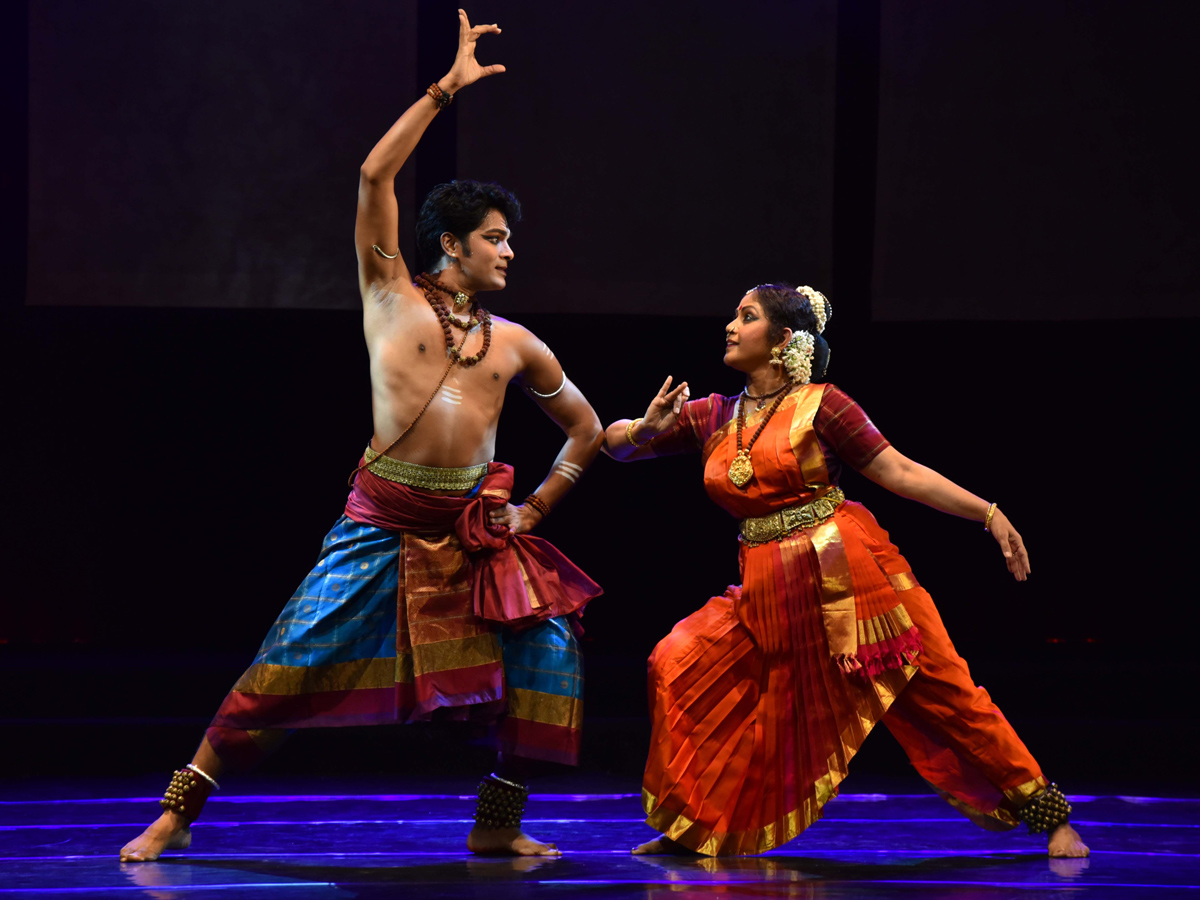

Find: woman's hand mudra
641;376;691;437
488;502;540;536
443;9;506;92
988;508;1031;582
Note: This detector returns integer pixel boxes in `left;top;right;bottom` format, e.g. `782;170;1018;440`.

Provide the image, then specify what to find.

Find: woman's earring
769;347;783;367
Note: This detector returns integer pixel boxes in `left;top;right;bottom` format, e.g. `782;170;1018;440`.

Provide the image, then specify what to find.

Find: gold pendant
728;450;754;487
453;291;470;310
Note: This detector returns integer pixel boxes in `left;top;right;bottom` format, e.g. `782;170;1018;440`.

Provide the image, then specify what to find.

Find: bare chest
367;304;520;410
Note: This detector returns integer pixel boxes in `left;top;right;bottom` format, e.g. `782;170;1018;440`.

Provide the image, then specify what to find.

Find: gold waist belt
739;487;846;546
363;446;489;492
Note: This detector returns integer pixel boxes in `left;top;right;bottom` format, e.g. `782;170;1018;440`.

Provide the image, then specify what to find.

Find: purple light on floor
7;791;1192;806
535;880;1200;890
4;815;1197;831
4;849;1200;863
0;818;653;831
0;887;336;895
0;792;641;805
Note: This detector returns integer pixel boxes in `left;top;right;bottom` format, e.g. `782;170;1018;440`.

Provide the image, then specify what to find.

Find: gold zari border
233;656;399;695
507;687;584;729
643;664;916;855
857;603;916;648
364;446;487;491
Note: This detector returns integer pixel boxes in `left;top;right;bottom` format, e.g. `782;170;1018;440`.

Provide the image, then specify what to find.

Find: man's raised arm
487;329;605;535
355;10;505;299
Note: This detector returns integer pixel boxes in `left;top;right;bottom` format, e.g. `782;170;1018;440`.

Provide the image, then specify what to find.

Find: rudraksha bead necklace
415;274;492;367
729;384;794;487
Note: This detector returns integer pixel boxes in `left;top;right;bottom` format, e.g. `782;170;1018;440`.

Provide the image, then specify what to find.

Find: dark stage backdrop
27;0;837;315
27;1;1199;318
452;0;837;316
873;0;1200;320
6;308;1199;784
9;2;1200;784
27;0;418;309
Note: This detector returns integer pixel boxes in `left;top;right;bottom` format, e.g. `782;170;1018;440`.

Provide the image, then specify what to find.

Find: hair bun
796;286;831;334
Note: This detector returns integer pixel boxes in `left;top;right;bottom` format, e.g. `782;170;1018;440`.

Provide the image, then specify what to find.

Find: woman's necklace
742;381;790;411
728;384;794;487
415;274;493;367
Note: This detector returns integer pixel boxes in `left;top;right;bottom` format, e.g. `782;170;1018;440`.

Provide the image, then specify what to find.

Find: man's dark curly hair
415;180;522;273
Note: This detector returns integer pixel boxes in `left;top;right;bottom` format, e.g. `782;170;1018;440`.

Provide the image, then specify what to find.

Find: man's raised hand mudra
120;10;604;863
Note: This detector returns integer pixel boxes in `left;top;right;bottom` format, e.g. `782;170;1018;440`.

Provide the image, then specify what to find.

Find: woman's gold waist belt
363;446;488;491
739;487;846;546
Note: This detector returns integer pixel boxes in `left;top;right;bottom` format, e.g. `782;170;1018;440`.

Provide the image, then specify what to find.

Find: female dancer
604;284;1088;858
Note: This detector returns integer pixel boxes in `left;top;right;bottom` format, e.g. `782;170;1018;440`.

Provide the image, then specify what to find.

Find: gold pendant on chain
728;450;754;487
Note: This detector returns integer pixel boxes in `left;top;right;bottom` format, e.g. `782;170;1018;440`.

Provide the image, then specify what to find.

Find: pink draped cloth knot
345;460;601;631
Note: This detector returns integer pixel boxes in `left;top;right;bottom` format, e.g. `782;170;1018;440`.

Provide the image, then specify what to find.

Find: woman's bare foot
632;834;698;855
119;812;192;862
467;825;561;857
1048;823;1089;858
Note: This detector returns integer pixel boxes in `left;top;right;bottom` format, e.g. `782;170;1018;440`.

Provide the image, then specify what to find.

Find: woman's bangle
983;502;998;532
525;493;551;519
626;418;650;449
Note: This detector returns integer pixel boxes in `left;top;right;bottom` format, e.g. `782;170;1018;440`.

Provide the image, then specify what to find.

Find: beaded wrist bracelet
426;82;454;109
525;493;551;519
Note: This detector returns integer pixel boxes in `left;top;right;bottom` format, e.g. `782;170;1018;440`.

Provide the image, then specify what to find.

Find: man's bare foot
1048;823;1089;858
632;834;698;855
467;825;561;857
119;812;192;862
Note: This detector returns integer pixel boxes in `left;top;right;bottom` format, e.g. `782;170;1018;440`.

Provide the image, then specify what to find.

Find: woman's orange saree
640;383;1046;855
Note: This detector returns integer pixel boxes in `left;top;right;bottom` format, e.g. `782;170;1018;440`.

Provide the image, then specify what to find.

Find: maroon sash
345;461;601;630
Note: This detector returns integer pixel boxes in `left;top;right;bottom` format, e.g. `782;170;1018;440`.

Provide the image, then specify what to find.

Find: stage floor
2;776;1197;898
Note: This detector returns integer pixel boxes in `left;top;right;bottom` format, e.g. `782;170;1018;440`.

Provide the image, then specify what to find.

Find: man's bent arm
512;332;603;525
524;384;605;515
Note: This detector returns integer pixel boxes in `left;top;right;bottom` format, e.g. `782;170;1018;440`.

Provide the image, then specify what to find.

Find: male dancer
121;10;601;861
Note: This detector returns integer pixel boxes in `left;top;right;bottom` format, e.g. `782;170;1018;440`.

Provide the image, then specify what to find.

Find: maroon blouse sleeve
646;393;728;457
814;385;891;470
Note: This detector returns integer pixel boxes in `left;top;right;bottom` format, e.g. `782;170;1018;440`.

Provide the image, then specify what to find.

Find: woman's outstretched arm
602;376;690;461
858;447;1031;581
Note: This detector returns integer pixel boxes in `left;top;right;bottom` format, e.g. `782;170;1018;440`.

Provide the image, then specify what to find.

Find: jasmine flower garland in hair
782;331;816;384
796;286;830;334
